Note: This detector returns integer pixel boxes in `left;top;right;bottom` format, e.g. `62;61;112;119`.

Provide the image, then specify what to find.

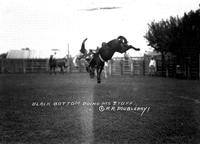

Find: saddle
101;42;107;47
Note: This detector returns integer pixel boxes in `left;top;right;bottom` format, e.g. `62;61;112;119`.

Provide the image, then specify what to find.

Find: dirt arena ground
0;73;200;144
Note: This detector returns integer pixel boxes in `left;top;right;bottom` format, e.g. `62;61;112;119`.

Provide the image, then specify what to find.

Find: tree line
145;7;200;59
144;7;200;77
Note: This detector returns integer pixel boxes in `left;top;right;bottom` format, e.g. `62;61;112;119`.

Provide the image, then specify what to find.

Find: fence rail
0;56;199;80
0;59;49;73
109;57;145;76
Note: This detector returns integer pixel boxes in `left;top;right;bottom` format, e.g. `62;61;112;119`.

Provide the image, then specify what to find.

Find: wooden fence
0;58;88;73
109;57;145;76
0;59;49;73
0;56;199;79
0;57;147;75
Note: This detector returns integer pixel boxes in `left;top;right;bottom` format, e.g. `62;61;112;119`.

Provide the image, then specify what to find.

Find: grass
0;73;200;144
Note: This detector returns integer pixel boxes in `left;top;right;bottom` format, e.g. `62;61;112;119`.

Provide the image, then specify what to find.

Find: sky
0;0;199;58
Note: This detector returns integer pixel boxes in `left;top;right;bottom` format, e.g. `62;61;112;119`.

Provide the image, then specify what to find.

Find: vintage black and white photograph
0;0;200;143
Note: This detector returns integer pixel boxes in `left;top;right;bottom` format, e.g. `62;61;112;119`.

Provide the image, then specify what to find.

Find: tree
144;7;200;77
144;17;181;76
144;16;182;54
145;8;200;55
0;53;7;59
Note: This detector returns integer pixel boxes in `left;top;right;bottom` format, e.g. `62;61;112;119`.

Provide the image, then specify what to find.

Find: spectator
149;57;156;76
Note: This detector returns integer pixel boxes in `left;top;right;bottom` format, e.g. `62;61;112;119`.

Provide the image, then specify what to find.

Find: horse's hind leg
61;67;64;74
49;67;51;74
97;68;100;83
53;67;56;74
49;66;52;75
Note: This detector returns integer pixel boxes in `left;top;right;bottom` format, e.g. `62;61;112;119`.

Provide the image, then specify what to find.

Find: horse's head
117;36;128;44
117;36;140;52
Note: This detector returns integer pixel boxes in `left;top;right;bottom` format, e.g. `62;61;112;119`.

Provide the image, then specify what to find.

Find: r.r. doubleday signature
98;105;150;116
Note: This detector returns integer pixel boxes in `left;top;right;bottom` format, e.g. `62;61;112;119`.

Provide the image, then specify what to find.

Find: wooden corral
0;55;199;80
109;57;145;76
0;59;49;73
144;53;200;79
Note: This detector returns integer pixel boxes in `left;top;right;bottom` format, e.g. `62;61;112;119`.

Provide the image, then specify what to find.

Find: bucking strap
99;54;105;63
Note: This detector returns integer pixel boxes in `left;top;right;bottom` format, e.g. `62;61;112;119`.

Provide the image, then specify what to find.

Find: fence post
143;59;145;76
120;59;123;75
46;59;49;73
0;59;2;73
79;60;81;72
131;60;133;75
109;61;112;76
199;54;200;79
23;59;26;73
166;59;168;77
69;59;72;73
30;59;32;73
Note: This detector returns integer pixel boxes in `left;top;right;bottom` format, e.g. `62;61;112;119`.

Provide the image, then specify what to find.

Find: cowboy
78;38;88;60
149;57;157;76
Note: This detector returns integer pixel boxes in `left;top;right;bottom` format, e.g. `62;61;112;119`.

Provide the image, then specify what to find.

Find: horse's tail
117;36;128;44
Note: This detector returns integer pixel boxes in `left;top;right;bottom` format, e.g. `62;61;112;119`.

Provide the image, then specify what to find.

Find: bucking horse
88;36;140;83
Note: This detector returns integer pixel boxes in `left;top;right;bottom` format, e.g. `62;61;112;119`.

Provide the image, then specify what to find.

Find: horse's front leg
97;66;103;83
97;67;100;83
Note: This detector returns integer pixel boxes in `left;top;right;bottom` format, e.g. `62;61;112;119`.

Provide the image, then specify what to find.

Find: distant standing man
149;57;157;76
49;55;56;74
